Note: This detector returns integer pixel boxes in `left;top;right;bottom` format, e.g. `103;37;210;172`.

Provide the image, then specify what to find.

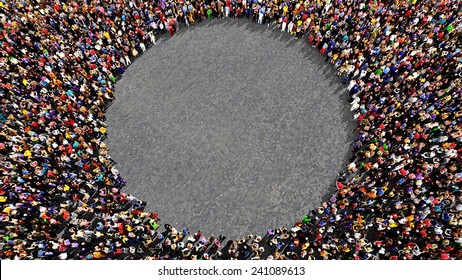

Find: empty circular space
106;20;353;239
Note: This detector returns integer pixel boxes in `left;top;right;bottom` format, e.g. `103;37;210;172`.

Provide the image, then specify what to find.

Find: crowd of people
0;0;461;260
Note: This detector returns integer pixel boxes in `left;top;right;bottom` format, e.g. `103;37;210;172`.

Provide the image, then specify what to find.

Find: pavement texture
105;18;356;240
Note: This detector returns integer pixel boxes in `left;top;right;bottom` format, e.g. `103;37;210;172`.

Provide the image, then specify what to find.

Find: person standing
258;5;265;24
246;2;251;19
287;19;294;34
281;16;288;32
